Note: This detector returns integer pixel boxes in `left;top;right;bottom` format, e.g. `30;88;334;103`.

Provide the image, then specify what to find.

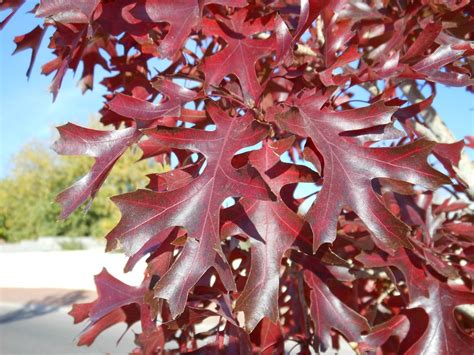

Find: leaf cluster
3;0;474;353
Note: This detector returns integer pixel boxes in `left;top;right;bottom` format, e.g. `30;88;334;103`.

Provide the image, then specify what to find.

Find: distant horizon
1;6;473;178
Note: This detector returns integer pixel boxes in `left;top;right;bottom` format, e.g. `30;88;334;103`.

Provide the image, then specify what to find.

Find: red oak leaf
250;318;284;355
405;280;474;354
222;198;309;331
52;123;141;218
35;0;100;23
7;1;474;353
146;162;202;192
358;315;410;352
0;0;25;30
89;268;146;322
356;248;430;303
412;44;474;86
107;78;197;128
78;37;115;93
134;327;167;355
401;23;443;62
69;274;143;347
13;25;45;78
303;261;370;350
277;90;448;254
248;138;319;197
202;9;276;105
77;305;140;347
69;301;96;324
131;0;247;59
105;103;271;317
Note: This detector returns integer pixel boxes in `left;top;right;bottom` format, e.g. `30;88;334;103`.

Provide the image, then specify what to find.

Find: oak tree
3;0;474;353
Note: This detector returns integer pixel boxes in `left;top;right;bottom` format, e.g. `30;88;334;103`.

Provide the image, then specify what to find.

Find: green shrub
0;127;168;242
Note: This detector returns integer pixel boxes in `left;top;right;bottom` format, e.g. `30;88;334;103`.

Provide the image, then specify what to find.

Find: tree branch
399;80;474;198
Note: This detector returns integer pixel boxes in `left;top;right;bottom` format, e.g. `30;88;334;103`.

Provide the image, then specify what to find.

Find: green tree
0;132;167;242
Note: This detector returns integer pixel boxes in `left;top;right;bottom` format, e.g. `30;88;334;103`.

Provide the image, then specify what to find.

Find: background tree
0;126;167;242
2;0;474;353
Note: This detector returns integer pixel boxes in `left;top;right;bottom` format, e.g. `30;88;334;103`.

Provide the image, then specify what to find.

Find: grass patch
58;239;85;251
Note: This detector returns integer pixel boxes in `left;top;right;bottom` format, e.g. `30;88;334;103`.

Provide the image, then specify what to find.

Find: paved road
0;293;354;354
0;303;137;354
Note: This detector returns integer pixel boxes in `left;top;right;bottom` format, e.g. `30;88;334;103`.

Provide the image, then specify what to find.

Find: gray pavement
0;237;105;253
0;303;137;354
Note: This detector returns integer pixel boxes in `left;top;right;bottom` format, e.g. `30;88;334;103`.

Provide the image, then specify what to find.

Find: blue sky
1;7;473;178
0;6;107;177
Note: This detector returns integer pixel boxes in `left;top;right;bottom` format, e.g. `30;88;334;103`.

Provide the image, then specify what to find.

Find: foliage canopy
3;0;474;353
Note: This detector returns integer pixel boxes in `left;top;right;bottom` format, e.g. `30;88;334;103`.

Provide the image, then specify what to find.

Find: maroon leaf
146;165;199;192
358;315;410;352
406;280;474;354
77;305;140;347
356;248;430;302
7;1;474;353
202;10;275;105
248;139;319;196
411;44;474;86
250;318;284;355
304;266;370;349
278;90;448;254
0;0;25;30
107;79;197;128
131;0;247;59
106;104;271;317
412;45;468;74
36;0;100;23
69;301;96;324
89;268;146;322
13;25;45;78
222;198;307;331
402;23;442;62
52;123;141;218
77;309;128;346
134;328;167;355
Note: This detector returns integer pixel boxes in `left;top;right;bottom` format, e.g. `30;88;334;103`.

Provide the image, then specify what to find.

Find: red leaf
77;309;127;346
406;281;474;354
442;222;474;238
202;10;275;105
0;0;25;30
131;0;247;59
433;140;465;176
402;23;442;61
77;305;140;347
250;318;284;355
278;90;448;254
89;268;146;322
358;315;410;352
249;139;319;196
304;266;370;349
69;301;96;324
356;248;430;302
7;1;474;353
222;198;308;331
107;79;197;128
13;25;45;78
36;0;100;23
412;45;467;73
106;104;271;317
52;123;141;218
